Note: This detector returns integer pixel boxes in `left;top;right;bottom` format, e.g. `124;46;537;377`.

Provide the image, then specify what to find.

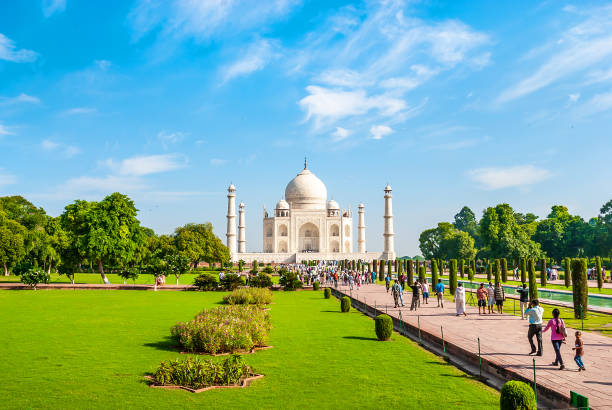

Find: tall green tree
174;223;229;269
449;259;457;295
528;259;538;300
501;258;508;282
571;258;588;319
596;256;603;291
494;259;501;284
431;259;438;287
563;257;571;287
0;209;27;275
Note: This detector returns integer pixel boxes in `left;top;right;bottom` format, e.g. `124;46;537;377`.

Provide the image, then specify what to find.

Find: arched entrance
298;222;319;252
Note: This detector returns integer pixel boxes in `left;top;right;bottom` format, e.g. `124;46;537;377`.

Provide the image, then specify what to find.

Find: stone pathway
337;283;612;409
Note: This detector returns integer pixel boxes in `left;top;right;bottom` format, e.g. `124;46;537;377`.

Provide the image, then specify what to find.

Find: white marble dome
285;166;327;210
276;199;289;209
327;199;339;210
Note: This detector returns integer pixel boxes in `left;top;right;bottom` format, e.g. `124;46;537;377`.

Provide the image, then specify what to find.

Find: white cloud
0;123;15;136
568;93;580;102
63;146;81;157
576;91;612;116
0;33;38;63
0;170;17;186
0;93;40;105
40;139;81;157
60;175;146;196
370;125;393;140
467;165;551;189
316;69;372;88
41;139;60;151
42;0;66;17
331;127;351;142
108;154;186;176
62;107;96;115
157;131;184;148
210;158;228;166
94;59;112;70
222;39;277;83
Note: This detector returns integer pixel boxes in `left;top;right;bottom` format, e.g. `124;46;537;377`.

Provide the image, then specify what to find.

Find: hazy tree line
419;200;612;263
0;193;229;281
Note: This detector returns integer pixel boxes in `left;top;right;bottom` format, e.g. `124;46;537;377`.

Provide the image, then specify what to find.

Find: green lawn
0;289;498;409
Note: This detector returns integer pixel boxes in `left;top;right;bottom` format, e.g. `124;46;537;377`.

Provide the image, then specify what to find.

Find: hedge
374;314;393;341
500;380;536;410
449;259;457;296
340;296;351;312
501;258;508;283
431;259;438;287
528;259;538;300
571;258;588;319
494;259;501;284
563;257;571;287
313;281;320;291
324;287;331;299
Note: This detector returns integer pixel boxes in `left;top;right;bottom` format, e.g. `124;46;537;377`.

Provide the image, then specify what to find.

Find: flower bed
171;305;271;354
148;355;262;392
222;288;273;305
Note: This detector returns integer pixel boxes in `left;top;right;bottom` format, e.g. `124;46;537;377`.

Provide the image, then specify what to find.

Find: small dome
285;166;327;210
239;202;245;208
327;199;340;210
384;185;392;191
228;183;236;191
358;203;364;208
276;199;289;209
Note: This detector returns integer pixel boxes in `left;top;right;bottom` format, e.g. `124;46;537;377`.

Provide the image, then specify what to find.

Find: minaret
238;202;246;253
357;203;366;253
226;184;237;257
382;185;395;260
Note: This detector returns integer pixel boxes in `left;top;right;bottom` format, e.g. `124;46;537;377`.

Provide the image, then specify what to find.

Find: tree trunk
98;259;108;284
3;263;8;276
176;276;180;286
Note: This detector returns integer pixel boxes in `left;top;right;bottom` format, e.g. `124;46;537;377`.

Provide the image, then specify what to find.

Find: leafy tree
596;256;603;291
164;254;190;285
174;223;229;269
453;206;481;247
540;258;547;287
118;267;139;285
419;222;476;260
520;258;527;284
20;268;50;290
0;209;27;275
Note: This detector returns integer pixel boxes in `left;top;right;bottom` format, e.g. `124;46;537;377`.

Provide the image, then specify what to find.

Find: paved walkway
337;283;612;409
0;283;195;291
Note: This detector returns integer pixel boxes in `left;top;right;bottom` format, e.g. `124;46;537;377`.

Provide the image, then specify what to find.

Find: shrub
500;380;536;410
571;258;588;319
153;354;255;389
194;273;218;291
171;305;271;354
279;271;302;291
220;273;245;291
563;257;571;287
374;314;393;341
324;288;331;299
501;258;508;282
431;260;438;286
313;281;320;291
449;259;457;295
249;273;273;288
20;269;50;289
223;288;273;305
528;259;538;300
340;296;350;312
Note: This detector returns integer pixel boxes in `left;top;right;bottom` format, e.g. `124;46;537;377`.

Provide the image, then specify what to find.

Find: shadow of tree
143;336;180;352
342;336;379;341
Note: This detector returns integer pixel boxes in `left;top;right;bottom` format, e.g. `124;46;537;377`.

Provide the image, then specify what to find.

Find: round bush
313;281;320;291
500;381;536;410
324;288;331;299
340;296;351;312
375;314;393;341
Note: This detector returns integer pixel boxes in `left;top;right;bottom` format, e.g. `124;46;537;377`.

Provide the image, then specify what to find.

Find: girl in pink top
543;308;566;370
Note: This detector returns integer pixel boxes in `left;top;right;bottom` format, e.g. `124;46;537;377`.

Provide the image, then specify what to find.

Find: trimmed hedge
223;288;273;305
571;258;588;319
194;273;218;291
324;287;331;299
340;296;351;312
374;314;393;341
220;273;245;291
528;259;538;300
500;380;536;410
449;259;457;296
313;281;320;291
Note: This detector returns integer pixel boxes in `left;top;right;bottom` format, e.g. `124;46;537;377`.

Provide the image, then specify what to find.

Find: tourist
385;274;391;293
348;274;354;291
219;271;225;281
476;283;487;315
525;299;544;356
454;283;467;316
392;280;404;308
487;282;495;314
572;331;586;371
434;278;445;308
517;283;530;319
410;281;420;311
543;308;567;370
494;282;505;313
371;270;376;284
422;280;429;304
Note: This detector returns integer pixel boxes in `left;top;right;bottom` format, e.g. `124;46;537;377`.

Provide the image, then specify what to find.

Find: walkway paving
0;283;195;291
338;283;612;409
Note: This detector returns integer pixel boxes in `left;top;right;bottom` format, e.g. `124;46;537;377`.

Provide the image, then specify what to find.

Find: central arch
298;222;319;252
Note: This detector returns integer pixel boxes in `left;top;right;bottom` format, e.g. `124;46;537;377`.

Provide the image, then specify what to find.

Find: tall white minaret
382;185;395;260
238;202;246;253
357;203;366;253
226;184;237;257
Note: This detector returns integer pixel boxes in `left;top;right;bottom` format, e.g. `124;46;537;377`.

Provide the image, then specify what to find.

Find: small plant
249;273;273;288
194;273;218;291
500;380;536;410
223;288;273;305
312;281;320;291
340;296;350;312
220;273;245;291
374;314;393;341
279;271;303;291
324;288;331;299
262;266;274;274
152;354;256;389
20;269;50;289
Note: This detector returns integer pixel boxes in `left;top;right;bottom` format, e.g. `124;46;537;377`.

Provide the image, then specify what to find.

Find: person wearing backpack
543;308;567;370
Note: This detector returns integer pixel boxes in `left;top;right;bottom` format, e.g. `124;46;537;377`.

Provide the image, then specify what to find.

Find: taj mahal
225;160;396;263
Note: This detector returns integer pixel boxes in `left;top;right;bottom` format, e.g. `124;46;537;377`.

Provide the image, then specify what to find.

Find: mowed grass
0;289;498;409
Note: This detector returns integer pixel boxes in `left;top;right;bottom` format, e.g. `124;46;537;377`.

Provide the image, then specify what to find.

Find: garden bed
144;374;264;393
180;345;274;356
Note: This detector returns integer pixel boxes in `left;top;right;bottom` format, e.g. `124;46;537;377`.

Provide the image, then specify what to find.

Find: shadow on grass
320;310;345;313
439;373;481;381
342;336;379;341
143;336;180;352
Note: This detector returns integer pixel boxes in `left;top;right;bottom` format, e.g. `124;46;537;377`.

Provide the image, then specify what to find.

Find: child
572;331;585;371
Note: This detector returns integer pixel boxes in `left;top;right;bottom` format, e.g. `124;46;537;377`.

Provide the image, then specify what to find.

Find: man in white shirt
525;299;544;356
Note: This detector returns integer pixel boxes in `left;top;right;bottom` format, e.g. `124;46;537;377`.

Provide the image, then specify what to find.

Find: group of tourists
587;266;606;281
475;282;506;314
385;275;434;310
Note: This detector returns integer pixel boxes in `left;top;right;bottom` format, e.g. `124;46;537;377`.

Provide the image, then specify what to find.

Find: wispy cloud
222;38;278;83
210;158;228;166
41;139;81;157
0;93;40;105
575;91;612;117
94;59;111;70
0;33;38;63
331;127;351;142
370;125;393;140
42;0;66;17
157;131;184;149
105;154;187;176
62;107;96;116
467;165;551;189
0;123;15;136
0;170;17;186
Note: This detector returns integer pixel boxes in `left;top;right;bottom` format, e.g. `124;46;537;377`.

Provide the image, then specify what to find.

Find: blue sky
1;0;611;256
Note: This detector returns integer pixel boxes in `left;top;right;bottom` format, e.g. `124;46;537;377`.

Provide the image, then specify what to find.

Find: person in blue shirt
385;274;391;293
434;278;445;308
371;270;376;285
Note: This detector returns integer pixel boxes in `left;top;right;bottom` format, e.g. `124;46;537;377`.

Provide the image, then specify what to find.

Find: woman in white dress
454;283;467;316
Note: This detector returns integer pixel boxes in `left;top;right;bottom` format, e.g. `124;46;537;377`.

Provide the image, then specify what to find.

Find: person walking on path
454;283;467;316
371;270;376;285
486;282;495;314
525;299;544;356
422;280;430;304
434;279;445;308
385;274;391;293
543;308;567;370
572;331;586;371
494;282;505;313
410;281;420;311
392;280;404;308
476;283;487;315
517;283;530;319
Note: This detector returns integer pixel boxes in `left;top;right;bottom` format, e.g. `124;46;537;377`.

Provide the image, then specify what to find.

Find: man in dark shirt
516;283;530;319
410;281;420;311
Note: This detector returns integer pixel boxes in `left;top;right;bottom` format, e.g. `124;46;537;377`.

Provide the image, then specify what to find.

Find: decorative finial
304;156;307;169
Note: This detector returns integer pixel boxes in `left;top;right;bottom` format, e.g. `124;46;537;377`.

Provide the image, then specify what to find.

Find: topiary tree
324;287;331;299
407;259;414;285
500;380;536;410
571;258;588;319
494;259;501;284
313;281;320;291
374;314;393;341
449;259;457;295
340;296;351;312
459;259;464;279
431;259;438;288
387;260;392;277
468;267;474;282
596;256;603;291
528;259;538;300
379;259;385;281
520;258;527;283
501;258;508;283
279;271;303;291
238;259;245;273
194;273;218;291
250;273;273;288
220;273;245;291
373;259;377;274
563;257;571;287
418;265;426;283
540;258;547;287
